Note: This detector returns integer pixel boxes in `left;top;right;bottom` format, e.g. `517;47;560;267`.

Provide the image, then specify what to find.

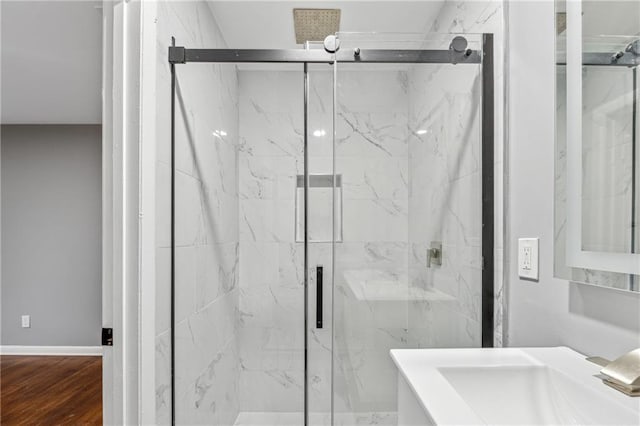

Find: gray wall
507;1;640;359
1;125;102;346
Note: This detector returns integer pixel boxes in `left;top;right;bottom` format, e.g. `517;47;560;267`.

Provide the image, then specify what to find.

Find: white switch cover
21;315;31;328
518;238;539;281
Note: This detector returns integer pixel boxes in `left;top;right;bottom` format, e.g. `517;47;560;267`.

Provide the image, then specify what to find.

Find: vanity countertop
391;347;640;425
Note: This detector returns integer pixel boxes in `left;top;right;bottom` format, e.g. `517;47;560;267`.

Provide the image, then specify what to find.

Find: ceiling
1;1;102;124
208;1;444;49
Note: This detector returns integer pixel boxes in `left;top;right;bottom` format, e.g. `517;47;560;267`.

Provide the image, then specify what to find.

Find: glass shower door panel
331;34;484;425
171;62;245;425
172;63;308;425
306;62;336;426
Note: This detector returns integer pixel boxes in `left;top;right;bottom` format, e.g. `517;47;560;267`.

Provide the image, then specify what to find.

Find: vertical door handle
316;265;323;328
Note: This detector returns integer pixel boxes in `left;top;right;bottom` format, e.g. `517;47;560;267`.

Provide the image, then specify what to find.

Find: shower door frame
168;34;495;426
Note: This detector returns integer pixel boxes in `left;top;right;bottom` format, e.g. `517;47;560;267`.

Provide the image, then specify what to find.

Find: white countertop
391;347;640;425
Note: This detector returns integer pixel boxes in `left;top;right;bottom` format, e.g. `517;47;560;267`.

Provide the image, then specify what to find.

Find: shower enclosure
168;32;494;425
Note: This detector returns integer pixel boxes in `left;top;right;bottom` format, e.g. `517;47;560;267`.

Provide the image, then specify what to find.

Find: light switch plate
518;238;539;281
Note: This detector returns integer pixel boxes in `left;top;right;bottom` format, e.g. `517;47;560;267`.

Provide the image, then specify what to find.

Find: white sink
391;347;640;425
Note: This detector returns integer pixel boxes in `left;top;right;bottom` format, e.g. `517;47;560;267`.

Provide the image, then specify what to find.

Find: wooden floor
1;355;102;425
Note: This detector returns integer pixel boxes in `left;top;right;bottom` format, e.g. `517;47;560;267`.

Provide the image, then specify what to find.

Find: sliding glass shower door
330;33;487;425
169;32;492;426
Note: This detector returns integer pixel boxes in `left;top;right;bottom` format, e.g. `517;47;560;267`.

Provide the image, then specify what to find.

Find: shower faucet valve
427;241;443;268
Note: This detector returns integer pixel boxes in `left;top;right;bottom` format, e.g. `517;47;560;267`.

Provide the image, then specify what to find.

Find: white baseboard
0;345;103;356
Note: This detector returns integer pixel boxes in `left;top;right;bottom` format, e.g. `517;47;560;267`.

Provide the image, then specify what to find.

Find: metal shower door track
168;46;482;64
556;52;640;67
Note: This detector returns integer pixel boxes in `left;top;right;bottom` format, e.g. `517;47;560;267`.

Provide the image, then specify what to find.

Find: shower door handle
316;265;323;329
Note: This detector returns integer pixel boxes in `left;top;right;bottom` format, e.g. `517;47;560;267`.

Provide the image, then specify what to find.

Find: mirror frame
555;0;640;291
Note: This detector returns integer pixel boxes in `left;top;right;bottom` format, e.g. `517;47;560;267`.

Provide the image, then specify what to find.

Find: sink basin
439;365;632;425
391;347;640;425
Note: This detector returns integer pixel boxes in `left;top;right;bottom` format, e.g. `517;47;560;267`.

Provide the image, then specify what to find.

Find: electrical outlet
523;246;532;269
21;315;31;328
518;238;539;281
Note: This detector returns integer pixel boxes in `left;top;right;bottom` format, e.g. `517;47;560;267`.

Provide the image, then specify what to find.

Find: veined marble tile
336;156;408;201
174;171;205;247
155;331;172;425
239;368;305;412
191;340;239;425
336;70;408;113
238;284;304;332
335;242;408;270
336;111;409;158
195;242;239;310
239;71;304;115
239;199;295;243
239;111;304;159
175;246;197;323
239;242;280;287
342;198;408;242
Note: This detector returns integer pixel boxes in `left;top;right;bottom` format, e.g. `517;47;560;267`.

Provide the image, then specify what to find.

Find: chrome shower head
293;8;341;45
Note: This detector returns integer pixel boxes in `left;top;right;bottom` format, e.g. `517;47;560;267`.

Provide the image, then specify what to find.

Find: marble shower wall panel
236;69;339;417
237;71;306;413
154;2;240;424
237;69;338;417
237;68;412;416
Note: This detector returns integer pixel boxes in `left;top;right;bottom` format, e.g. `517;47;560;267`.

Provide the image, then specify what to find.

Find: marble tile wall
153;2;240;424
237;70;306;414
237;68;411;418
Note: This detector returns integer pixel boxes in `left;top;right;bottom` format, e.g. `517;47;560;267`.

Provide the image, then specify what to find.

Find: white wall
1;125;102;346
506;0;640;359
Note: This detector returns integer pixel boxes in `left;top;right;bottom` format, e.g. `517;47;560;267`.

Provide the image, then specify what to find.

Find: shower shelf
295;173;343;243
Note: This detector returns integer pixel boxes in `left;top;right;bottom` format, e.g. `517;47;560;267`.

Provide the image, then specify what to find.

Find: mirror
555;0;640;291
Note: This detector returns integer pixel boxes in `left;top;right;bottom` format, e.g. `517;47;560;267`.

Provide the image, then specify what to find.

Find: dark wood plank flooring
1;355;102;425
